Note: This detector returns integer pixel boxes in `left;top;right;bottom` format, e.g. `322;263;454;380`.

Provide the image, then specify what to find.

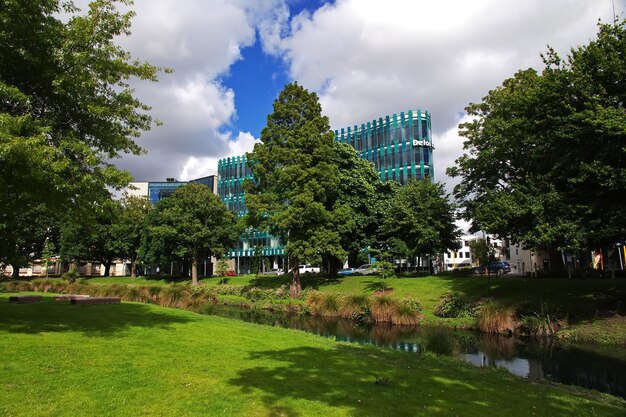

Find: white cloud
269;0;615;190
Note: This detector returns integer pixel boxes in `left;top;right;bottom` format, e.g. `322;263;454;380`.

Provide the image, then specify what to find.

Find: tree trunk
289;256;301;298
130;257;137;278
103;261;111;277
328;257;340;278
191;253;198;286
11;264;19;279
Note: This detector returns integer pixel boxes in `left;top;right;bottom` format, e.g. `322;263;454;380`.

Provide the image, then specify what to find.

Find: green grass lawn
1;293;623;417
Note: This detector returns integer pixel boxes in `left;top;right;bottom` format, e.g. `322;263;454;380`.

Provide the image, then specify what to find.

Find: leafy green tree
0;0;166;274
325;142;396;273
469;238;496;295
245;83;342;297
110;195;152;277
142;183;241;285
59;198;122;276
448;20;626;252
41;238;56;278
379;179;462;265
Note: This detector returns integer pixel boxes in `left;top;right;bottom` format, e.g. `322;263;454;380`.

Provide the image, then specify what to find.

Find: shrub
476;303;517;334
160;284;189;308
0;282;7;292
340;294;371;321
318;293;341;317
61;268;80;283
391;300;423;326
305;291;325;315
6;281;32;292
434;293;477;318
371;295;397;323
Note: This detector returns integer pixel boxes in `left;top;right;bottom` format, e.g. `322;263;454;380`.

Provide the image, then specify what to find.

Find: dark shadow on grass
0;295;194;336
228;344;625;417
363;280;394;293
246;273;341;291
432;275;626;323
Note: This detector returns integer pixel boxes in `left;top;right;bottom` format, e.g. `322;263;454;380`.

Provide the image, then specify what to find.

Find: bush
340;294;371;321
434;293;477;318
160;284;190;308
476;302;517;334
371;295;397;323
391;299;423;326
61;268;80;283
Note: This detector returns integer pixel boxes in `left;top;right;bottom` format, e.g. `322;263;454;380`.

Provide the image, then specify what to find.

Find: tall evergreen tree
246;83;341;297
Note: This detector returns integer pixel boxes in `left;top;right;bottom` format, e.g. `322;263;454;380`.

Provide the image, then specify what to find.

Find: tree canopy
0;0;166;272
245;82;340;297
379;179;461;261
448;20;626;251
142;183;241;285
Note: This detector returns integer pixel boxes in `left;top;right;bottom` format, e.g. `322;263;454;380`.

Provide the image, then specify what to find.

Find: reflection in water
204;305;626;399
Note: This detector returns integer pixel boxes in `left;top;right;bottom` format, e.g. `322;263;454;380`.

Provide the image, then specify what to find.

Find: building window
465;252;470;258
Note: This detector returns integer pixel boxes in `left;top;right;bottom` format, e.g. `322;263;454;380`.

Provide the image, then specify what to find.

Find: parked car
474;261;511;275
337;268;355;275
298;264;321;274
226;270;238;276
354;264;377;275
263;268;284;275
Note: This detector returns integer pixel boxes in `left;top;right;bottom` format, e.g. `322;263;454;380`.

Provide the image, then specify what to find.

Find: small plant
61;267;80;283
371;295;397;323
476;302;517;334
305;291;325;315
434;293;476;318
318;293;341;317
216;258;229;283
340;294;371;320
391;299;423;326
160;284;189;308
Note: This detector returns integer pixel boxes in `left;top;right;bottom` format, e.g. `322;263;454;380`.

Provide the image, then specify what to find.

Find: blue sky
110;0;620;191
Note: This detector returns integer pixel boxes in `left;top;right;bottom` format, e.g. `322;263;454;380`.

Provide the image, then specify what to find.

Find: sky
99;0;623;193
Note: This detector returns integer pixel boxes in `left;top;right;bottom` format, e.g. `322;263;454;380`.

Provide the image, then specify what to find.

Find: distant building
128;175;218;203
218;109;434;273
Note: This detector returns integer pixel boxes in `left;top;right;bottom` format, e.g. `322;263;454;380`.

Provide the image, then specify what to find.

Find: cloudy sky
103;0;621;192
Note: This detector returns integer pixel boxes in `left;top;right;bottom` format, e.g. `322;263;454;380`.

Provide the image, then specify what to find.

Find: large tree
59;198;122;276
110;195;152;277
448;20;626;251
326;141;396;272
245;83;341;297
379;179;461;265
142;183;241;285
0;0;165;273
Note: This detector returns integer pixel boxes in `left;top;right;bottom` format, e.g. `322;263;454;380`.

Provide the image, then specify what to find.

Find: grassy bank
0;293;623;417
6;274;626;344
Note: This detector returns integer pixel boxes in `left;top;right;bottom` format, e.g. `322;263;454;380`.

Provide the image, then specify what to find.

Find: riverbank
4;274;626;345
1;293;624;416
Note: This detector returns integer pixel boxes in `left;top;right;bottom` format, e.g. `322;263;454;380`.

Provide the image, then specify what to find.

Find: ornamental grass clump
390;299;424;326
6;280;32;292
318;293;342;317
160;284;189;308
477;302;517;334
340;294;371;321
371;295;397;323
305;291;325;315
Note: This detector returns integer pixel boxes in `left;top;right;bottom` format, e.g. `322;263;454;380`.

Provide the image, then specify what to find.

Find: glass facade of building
217;109;434;266
335;109;433;184
217;155;285;259
147;176;217;204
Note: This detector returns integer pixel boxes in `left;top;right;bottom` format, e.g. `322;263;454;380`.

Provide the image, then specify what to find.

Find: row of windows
447;252;471;259
335;111;431;153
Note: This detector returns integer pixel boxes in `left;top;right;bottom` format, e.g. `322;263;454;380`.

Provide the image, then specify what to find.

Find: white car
354;264;377;275
263;268;284;275
298;264;321;274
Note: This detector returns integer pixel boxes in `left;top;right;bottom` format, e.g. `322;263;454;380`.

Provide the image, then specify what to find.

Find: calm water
204;306;626;399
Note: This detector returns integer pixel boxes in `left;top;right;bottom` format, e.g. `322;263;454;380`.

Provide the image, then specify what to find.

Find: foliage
434;293;477;318
477;302;518;334
141;183;242;285
60;267;80;283
59;198;122;276
448;20;626;250
216;258;229;279
110;195;152;277
245;82;342;297
379;179;462;258
0;0;167;273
